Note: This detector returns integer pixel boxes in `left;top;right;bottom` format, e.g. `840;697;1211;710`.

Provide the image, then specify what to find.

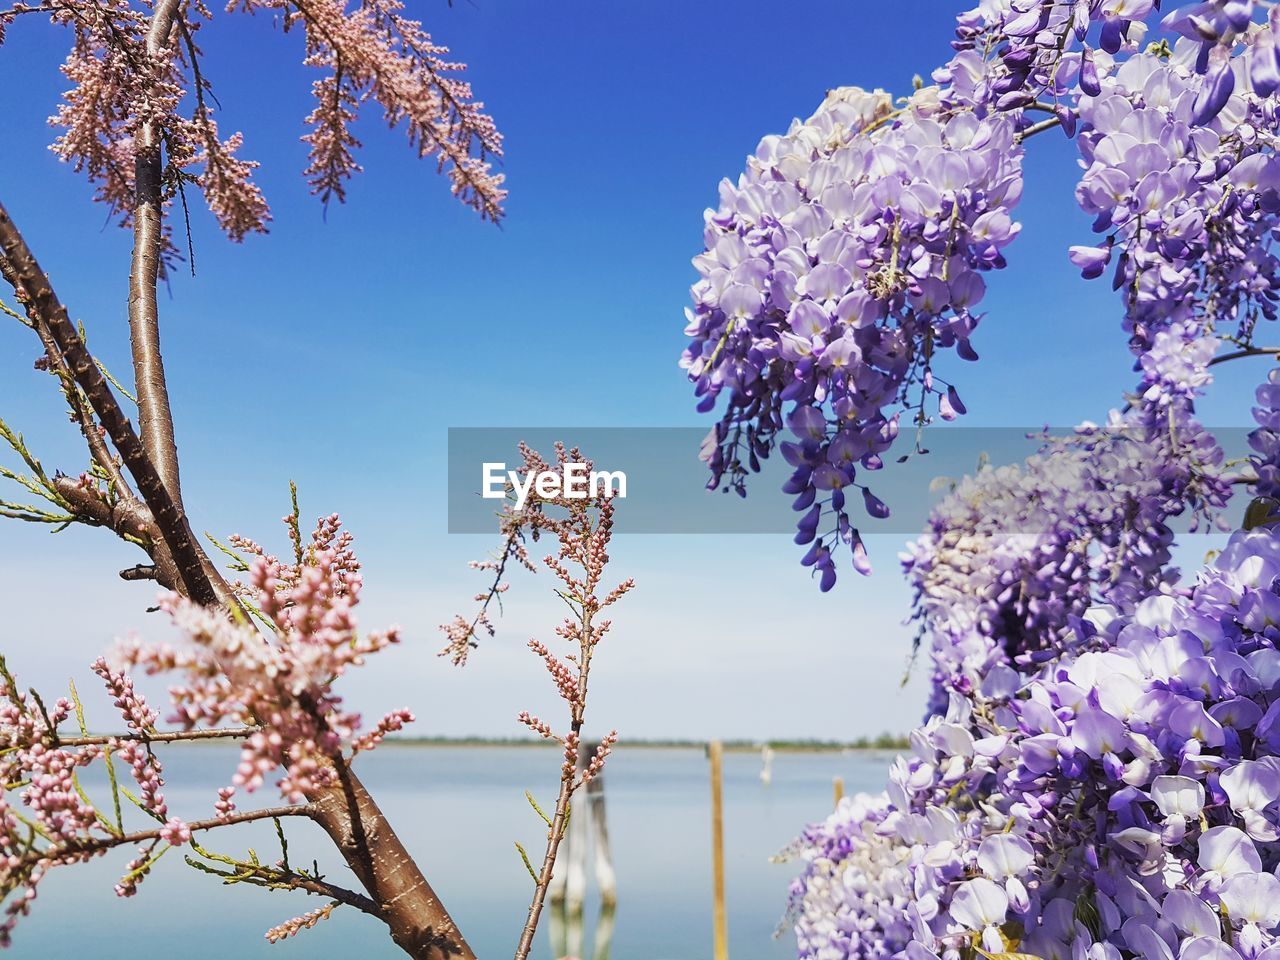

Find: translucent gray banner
446;427;1255;534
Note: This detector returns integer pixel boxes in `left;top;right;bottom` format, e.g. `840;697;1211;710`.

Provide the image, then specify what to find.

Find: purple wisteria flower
789;527;1280;960
903;413;1227;716
709;3;1280;953
681;82;1024;588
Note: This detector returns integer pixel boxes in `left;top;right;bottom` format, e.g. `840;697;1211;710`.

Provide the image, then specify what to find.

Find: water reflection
19;745;898;959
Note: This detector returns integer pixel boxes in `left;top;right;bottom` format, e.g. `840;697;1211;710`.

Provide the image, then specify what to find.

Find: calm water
17;745;893;959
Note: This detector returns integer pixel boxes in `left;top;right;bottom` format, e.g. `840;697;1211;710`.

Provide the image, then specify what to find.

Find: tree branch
26;804;313;870
128;0;185;507
193;857;380;919
119;562;158;581
1017;115;1064;142
1210;345;1280;366
309;760;475;959
0;200;218;606
514;744;576;960
0;257;131;498
53;725;257;748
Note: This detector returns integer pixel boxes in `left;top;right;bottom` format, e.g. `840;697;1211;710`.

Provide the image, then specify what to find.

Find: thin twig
20;805;313;871
0;258;132;498
50;726;258;748
1017;115;1064;142
1210;345;1280;366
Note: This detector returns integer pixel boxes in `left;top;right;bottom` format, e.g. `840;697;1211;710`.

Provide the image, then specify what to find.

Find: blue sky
0;1;1262;742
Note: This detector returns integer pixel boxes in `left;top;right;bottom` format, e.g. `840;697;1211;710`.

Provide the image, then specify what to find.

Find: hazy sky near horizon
0;1;1258;744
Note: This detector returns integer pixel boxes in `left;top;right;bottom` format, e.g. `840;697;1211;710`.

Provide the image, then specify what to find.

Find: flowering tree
0;2;623;957
681;1;1280;958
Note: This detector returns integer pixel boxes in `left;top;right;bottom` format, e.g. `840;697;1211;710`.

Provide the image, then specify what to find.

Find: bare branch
23;805;313;872
308;760;475;958
1017;115;1064;142
52;725;258;748
0;199;219;606
119;562;158;581
0;257;131;496
189;857;379;919
127;0;185;508
1211;345;1280;366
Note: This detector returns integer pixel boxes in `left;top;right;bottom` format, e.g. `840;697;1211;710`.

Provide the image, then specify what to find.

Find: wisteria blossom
904;413;1227;717
768;2;1280;957
683;84;1025;587
684;0;1280;586
790;526;1280;960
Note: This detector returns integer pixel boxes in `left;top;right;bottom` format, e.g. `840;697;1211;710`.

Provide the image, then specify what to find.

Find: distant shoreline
94;733;911;753
378;735;910;753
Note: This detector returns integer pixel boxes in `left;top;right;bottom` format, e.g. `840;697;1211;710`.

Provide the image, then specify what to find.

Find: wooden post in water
709;739;729;960
833;776;845;808
588;772;617;907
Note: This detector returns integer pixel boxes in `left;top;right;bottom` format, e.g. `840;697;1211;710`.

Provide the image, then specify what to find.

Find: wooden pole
589;776;617;907
833;776;845;808
709;740;729;960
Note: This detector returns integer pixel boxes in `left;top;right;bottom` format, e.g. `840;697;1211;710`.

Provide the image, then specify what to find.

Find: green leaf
525;790;552;828
1245;497;1280;530
513;840;538;884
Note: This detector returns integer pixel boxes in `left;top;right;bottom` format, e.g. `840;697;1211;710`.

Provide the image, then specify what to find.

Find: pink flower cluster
264;901;336;943
123;513;413;802
0;657;168;940
449;443;629;789
10;0;506;254
0;512;417;948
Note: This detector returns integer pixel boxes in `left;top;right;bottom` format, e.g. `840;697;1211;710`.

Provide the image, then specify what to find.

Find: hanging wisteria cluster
684;0;1280;588
903;414;1228;718
791;525;1280;960
758;1;1280;958
682;85;1025;589
1252;369;1280;502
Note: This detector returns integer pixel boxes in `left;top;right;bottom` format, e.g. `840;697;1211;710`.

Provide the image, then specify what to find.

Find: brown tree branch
1210;345;1280;366
1017;115;1064;142
128;0;185;508
119;562;158;581
0;257;131;498
514;743;576;960
196;858;380;919
0;200;218;606
53;725;257;747
311;763;475;959
25;804;312;869
0;197;477;960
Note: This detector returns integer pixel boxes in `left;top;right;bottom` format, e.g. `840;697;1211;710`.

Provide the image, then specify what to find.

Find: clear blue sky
0;1;1258;741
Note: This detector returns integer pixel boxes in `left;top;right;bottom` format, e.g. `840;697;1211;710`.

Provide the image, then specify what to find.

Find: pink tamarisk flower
444;443;634;960
34;0;506;264
158;818;191;847
264;901;337;943
123;513;414;803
